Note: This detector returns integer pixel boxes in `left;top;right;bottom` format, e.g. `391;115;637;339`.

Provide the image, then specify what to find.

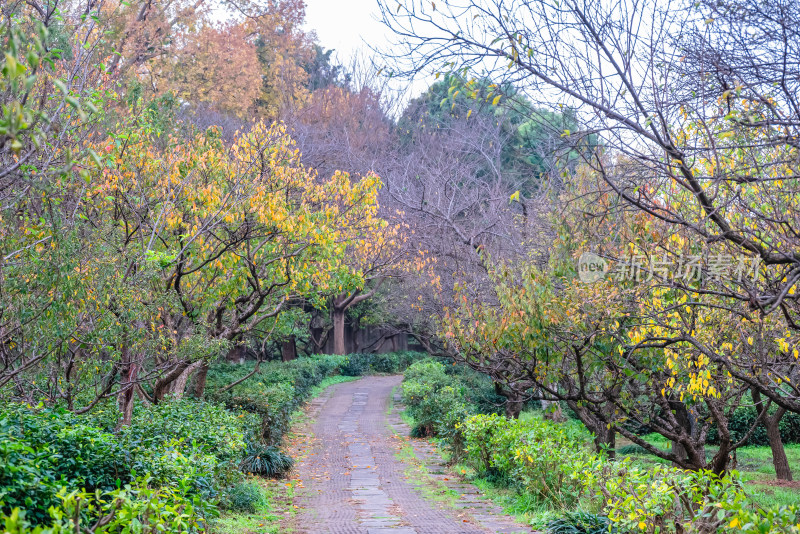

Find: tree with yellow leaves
86;117;386;418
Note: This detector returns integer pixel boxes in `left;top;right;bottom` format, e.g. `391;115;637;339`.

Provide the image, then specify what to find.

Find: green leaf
26;50;40;69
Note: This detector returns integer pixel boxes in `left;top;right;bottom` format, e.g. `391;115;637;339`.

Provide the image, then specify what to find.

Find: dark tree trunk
493;382;523;418
281;336;297;362
153;360;191;402
668;400;707;470
352;323;360;354
309;309;330;354
169;361;202;400
333;307;346;355
765;409;792;481
310;326;328;354
193;362;209;399
225;345;245;363
331;281;384;356
504;393;524;419
594;424;616;459
753;389;792;480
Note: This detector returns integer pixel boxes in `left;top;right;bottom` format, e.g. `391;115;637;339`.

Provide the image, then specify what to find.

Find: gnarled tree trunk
331;278;386;355
753;389;792;481
567;401;616;458
169;360;203;400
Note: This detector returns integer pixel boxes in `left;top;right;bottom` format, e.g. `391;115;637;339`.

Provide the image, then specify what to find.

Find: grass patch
307;374;360;399
389;395;460;507
395;438;460;506
212;477;287;534
450;461;575;529
387;385;398;415
400;409;415;428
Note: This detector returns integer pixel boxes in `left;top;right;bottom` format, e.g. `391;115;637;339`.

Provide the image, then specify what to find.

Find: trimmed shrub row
1;351;426;532
0;399;241;530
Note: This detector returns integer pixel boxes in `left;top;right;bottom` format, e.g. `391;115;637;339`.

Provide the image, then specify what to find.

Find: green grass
307;374;360;398
387;385;398;415
464;468;563;529
212;477;286;534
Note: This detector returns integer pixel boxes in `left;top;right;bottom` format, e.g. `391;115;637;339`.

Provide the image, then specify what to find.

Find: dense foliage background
2;0;800;531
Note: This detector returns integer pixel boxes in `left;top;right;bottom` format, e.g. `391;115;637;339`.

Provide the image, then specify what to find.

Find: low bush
240;442;294;478
221;480;265;513
0;406;128;523
583;458;800;534
3;476;213;533
458;411;800;534
402;359;473;443
460;413;594;509
121;399;247;465
340;353;372;376
0;398;243;527
546;511;615;534
615;443;653;455
368;351;419;374
445;362;508;415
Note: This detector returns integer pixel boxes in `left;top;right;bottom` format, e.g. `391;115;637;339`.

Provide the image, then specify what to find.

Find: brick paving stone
292;376;534;534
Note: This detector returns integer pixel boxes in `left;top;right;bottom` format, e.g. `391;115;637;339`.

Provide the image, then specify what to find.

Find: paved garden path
288;375;532;534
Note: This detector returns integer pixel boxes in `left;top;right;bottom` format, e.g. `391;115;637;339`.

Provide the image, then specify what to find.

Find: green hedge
459;413;800;534
0;351;426;530
0;400;236;529
401;358;505;457
707;406;800;446
403;359;474;441
460;413;593;509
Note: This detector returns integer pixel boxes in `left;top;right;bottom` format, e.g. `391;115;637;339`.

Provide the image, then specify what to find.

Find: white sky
304;0;388;66
303;0;429;104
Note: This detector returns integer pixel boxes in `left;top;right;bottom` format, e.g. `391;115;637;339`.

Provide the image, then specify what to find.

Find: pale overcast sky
304;0;388;64
303;0;429;104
